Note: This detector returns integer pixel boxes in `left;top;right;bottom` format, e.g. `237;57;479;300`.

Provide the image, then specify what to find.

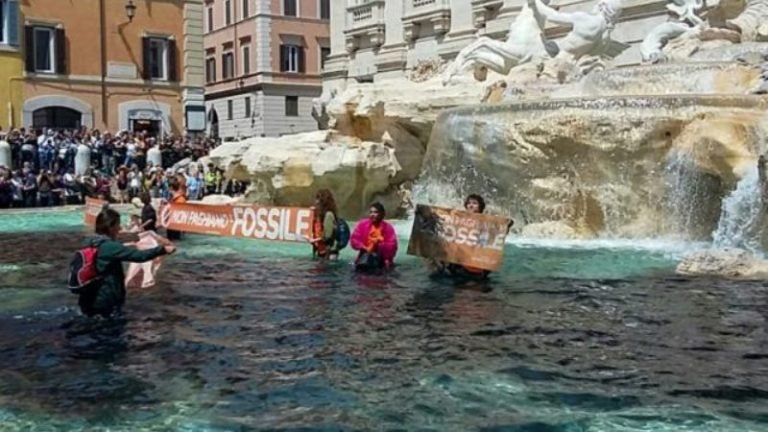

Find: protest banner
159;202;313;242
407;204;512;271
125;231;170;289
84;197;108;226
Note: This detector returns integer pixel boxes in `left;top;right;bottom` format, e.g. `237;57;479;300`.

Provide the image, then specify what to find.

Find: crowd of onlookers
0;127;249;209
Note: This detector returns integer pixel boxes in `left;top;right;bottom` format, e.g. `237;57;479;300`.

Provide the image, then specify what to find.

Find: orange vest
364;225;383;253
313;219;328;256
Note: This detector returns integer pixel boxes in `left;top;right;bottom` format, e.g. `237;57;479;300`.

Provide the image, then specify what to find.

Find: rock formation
677;248;768;279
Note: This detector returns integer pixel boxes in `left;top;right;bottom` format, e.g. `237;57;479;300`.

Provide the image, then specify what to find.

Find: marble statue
312;89;336;130
441;2;550;86
442;0;623;85
640;0;705;62
727;0;768;42
530;0;624;61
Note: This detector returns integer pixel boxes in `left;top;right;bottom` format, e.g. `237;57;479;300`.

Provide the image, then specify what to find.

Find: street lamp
125;0;137;22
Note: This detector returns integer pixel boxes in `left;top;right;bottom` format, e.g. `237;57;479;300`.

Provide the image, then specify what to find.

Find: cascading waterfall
712;166;765;253
664;151;721;240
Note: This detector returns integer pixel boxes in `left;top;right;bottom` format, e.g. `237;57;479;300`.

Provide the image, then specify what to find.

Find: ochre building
17;0;205;135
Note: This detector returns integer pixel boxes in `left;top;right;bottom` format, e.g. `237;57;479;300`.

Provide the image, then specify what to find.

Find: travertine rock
208;131;405;217
677;248;768;279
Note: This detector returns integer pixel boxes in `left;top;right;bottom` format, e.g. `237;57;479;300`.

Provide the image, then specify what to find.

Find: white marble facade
323;0;696;90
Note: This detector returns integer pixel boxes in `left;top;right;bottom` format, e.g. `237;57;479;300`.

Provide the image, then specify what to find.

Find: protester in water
140;192;157;232
443;194;492;279
165;177;186;241
434;194;514;280
78;208;174;318
350;202;398;271
308;189;340;260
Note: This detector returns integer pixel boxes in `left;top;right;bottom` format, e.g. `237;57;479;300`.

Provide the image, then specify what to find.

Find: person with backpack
350;202;398;272
307;189;349;260
70;207;175;318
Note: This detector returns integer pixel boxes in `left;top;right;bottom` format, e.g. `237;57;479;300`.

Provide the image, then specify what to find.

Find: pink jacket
350;218;398;265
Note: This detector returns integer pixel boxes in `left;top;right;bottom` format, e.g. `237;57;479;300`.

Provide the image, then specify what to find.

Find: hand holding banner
125;231;170;289
407;204;513;271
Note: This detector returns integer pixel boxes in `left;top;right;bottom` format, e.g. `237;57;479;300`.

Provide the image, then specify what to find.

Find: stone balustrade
344;0;386;52
403;0;452;40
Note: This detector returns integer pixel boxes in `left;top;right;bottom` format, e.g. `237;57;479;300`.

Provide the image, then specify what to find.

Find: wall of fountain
418;94;768;241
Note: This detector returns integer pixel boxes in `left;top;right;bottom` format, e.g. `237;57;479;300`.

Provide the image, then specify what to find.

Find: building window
32;106;81;129
25;25;64;73
320;46;330;70
319;0;330;20
34;27;55;72
283;0;297;17
222;51;234;79
224;0;232;25
241;45;250;75
143;37;174;80
280;44;304;73
207;7;213;32
242;0;249;19
205;57;216;83
0;0;6;44
227;100;233;120
285;96;298;117
244;97;251;118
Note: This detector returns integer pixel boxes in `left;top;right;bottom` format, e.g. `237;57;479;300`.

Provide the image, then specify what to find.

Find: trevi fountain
209;0;768;275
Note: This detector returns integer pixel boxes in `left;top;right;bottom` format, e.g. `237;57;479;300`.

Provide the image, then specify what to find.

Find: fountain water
712;165;765;252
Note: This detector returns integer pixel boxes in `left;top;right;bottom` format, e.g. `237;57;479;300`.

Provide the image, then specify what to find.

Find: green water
0;209;766;431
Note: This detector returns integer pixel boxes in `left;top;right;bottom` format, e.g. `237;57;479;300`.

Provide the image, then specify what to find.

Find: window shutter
24;26;34;72
298;46;305;73
55;28;67;74
279;45;286;72
167;39;177;81
141;37;150;79
7;0;19;47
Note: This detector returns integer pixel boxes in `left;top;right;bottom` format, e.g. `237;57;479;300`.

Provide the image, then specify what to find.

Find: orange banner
159;202;313;242
84;197;108;226
407;204;512;271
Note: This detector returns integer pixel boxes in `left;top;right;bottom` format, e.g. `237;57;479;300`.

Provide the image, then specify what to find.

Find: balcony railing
346;0;385;27
344;0;386;52
402;0;451;40
404;0;450;17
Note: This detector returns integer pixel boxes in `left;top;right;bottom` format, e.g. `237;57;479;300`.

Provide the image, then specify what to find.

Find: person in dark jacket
78;207;175;318
139;192;157;232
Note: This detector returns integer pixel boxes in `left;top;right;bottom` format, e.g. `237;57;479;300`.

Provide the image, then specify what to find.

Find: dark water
1;212;768;431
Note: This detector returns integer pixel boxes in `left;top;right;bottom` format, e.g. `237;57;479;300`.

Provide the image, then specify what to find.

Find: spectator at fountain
21;131;37;170
204;163;218;195
309;189;340;260
350;202;398;272
78;207;174;318
128;165;143;200
37;171;54;207
115;167;129;204
0;171;12;208
10;170;24;208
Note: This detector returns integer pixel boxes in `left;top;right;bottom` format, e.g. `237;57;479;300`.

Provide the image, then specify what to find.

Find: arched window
32;106;82;129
